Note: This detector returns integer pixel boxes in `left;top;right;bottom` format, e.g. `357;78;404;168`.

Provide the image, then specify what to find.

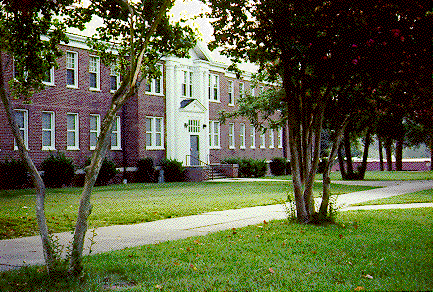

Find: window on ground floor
209;120;220;148
67;113;79;150
146;116;164;150
42;111;55;150
14;109;28;150
111;116;122;150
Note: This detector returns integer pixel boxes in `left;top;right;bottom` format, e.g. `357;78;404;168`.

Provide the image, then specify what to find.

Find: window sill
110;90;118;94
250;146;256;149
228;103;235;107
89;88;101;92
240;146;246;150
229;146;235;149
90;146;96;151
66;85;79;89
42;147;56;151
269;146;275;149
67;147;80;151
209;100;221;103
146;147;165;151
278;146;283;149
110;147;122;151
43;82;55;87
146;92;165;97
209;146;221;150
260;146;266;149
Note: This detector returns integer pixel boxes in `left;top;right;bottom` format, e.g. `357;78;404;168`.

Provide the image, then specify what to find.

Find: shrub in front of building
161;159;185;182
41;152;75;188
223;158;267;178
136;158;157;183
0;158;28;190
269;157;287;176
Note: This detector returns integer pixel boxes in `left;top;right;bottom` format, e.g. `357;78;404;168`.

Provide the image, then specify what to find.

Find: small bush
0;158;28;189
95;159;118;186
136;158;156;183
162;159;184;182
41;153;75;188
317;158;328;174
269;157;287;176
223;158;267;178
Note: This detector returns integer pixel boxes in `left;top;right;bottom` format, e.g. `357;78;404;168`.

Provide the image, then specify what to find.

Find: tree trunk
430;137;433;171
343;132;354;175
395;137;403;171
337;144;347;179
378;136;384;171
357;128;372;179
0;55;55;272
385;137;393;171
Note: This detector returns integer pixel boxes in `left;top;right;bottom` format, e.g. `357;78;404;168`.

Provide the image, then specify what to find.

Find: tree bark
337;144;347;179
0;55;56;272
343;132;354;175
395;136;403;171
357;128;372;179
385;137;393;171
378;136;384;171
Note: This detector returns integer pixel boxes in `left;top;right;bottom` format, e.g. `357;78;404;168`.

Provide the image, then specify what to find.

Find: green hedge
136;157;157;183
161;159;184;182
0;158;28;190
41;153;75;188
222;157;267;178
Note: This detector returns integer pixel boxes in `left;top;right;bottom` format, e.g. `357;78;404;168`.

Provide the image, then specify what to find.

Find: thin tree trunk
358;128;372;179
337;145;347;179
0;55;55;272
378;136;384;171
343;132;354;175
385;137;393;171
395;137;403;171
430;137;433;171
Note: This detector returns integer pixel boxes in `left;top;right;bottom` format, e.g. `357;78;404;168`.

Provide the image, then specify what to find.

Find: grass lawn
269;170;433;181
1;208;432;291
0;181;373;240
352;188;433;206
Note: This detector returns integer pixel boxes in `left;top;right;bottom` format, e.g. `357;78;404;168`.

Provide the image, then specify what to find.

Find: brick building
0;34;286;173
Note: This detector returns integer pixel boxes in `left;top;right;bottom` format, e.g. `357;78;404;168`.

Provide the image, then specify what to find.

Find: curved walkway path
1;179;432;272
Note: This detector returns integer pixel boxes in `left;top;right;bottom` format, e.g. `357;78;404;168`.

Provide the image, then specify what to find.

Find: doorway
190;135;199;165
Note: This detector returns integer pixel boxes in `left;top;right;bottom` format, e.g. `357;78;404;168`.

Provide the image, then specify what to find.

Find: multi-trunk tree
203;0;432;223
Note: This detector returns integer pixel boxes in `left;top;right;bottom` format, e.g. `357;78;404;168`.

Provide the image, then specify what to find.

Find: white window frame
111;116;122;150
110;63;120;93
209;120;220;149
250;124;256;149
251;87;255;97
259;85;264;95
43;67;55;86
67;113;79;150
146;116;164;150
89;114;100;150
278;127;283;148
41;111;56;151
239;82;245;99
89;55;100;91
228;80;234;106
240;123;246;149
229;123;235;149
14;109;28;150
146;64;164;96
260;130;266;149
66;51;78;88
269;129;275;149
208;73;220;102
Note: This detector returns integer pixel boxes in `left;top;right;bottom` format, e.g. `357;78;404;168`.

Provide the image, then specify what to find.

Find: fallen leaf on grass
263;220;268;224
354;286;364;291
193;240;203;245
155;284;163;289
268;267;275;274
363;274;373;279
190;264;197;271
339;234;344;239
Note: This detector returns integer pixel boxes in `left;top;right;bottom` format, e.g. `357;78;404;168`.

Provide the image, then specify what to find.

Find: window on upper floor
180;70;193;98
251;86;255;97
89;55;100;91
260;130;266;149
67;113;79;150
228;80;234;106
89;114;100;150
111;116;122;150
259;85;264;95
240;123;246;149
110;63;120;93
42;111;55;151
209;120;220;148
250;124;256;148
229;123;235;149
239;82;245;99
14;109;28;150
146;116;164;150
66;51;78;88
43;67;55;86
208;74;219;102
278;127;283;148
146;64;164;95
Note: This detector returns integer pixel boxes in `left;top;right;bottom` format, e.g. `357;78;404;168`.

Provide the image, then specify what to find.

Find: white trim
110;62;120;93
89;55;100;91
228;123;235;149
278;127;283;149
89;114;100;150
146;116;164;150
228;80;234;106
111;116;122;150
239;82;245;99
14;109;28;150
180;68;193;98
66;51;78;89
67;113;79;150
42;67;55;86
260;131;266;149
145;64;164;96
41;111;56;151
240;123;246;149
250;124;256;149
269;129;275;149
208;73;220;102
209;120;221;149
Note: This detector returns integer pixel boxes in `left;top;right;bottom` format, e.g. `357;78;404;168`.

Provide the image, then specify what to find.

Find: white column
165;59;177;160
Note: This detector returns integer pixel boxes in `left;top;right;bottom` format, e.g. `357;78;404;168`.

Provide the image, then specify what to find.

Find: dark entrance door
190;135;199;165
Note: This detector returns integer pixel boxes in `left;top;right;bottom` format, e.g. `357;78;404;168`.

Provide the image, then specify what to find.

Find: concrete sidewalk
1;179;432;272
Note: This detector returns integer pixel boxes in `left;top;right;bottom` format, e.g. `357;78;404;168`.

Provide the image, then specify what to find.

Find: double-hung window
228;80;234;106
260;130;266;148
146;64;163;95
180;70;193;98
209;121;220;148
110;63;120;93
42;111;55;150
251;87;255;97
89;114;100;150
146;117;164;149
43;67;55;86
67;113;79;150
14;109;28;150
89;56;100;91
278;127;283;148
229;123;235;149
269;129;275;148
66;51;78;88
240;123;245;149
111;116;121;150
239;82;245;99
250;124;256;148
208;74;219;101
